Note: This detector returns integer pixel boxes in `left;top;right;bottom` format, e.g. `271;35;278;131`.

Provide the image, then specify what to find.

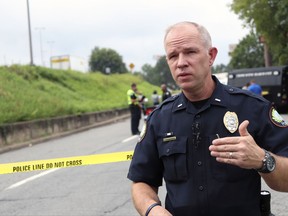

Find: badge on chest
223;111;239;133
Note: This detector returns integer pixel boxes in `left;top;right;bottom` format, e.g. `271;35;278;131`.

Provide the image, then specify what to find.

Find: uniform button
229;88;234;92
197;161;202;166
199;186;204;191
195;115;200;119
166;149;170;153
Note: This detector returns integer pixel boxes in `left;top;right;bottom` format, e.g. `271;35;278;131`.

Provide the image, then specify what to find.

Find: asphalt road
0;118;140;216
0;115;287;216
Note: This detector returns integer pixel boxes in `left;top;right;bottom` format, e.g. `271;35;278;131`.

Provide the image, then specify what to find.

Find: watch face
267;156;276;171
256;150;276;173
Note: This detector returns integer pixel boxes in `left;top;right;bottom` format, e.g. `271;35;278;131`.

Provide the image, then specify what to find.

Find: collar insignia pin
223;111;239;133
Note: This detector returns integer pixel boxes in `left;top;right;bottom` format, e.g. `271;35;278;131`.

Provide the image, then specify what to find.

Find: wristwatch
256;149;276;173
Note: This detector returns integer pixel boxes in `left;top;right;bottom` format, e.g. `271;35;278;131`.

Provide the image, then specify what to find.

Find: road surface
0;115;287;215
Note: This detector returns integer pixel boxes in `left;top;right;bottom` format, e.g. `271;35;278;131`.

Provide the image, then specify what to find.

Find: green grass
0;65;161;124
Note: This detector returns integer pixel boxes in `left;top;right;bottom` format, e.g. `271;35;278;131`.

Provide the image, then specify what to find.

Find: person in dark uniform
127;21;288;216
127;83;141;135
161;83;172;101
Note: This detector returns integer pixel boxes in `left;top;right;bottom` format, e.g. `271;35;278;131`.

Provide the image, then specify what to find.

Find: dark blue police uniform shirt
127;76;288;216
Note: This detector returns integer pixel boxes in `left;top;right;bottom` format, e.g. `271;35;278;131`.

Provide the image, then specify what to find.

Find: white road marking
5;168;60;190
121;135;138;143
5;135;138;190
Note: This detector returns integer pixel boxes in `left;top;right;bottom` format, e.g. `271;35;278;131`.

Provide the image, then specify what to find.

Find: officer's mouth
177;72;191;80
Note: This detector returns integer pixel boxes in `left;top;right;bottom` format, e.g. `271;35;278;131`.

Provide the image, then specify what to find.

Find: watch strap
256;149;275;173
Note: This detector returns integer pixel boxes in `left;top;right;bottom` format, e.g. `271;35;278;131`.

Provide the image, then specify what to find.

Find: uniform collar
209;75;229;108
172;75;229;113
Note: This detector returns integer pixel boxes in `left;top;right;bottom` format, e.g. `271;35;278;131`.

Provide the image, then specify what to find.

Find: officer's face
165;24;216;95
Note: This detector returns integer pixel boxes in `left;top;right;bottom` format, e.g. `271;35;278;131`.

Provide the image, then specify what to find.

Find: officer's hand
209;120;264;169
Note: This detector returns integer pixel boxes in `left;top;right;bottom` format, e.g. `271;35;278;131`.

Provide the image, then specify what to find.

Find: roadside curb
0;110;130;154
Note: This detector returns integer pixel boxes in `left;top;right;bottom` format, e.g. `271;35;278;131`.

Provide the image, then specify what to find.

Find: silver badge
223;111;239;133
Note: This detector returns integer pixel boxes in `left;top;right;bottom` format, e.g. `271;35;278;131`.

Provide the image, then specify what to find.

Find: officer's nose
177;53;188;69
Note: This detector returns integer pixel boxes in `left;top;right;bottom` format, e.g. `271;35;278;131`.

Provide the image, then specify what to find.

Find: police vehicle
214;72;228;85
228;66;288;113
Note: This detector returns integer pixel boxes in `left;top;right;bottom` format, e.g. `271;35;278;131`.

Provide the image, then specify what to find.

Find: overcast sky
0;0;249;71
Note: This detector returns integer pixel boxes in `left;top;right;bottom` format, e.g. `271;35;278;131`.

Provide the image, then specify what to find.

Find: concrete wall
0;108;130;153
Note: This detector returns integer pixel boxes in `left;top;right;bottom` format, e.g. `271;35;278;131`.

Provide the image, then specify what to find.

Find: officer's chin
178;82;192;91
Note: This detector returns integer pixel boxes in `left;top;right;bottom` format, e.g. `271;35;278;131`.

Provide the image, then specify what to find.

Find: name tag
163;136;176;142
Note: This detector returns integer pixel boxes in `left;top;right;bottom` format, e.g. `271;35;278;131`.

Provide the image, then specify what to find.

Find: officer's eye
168;54;177;61
187;49;197;55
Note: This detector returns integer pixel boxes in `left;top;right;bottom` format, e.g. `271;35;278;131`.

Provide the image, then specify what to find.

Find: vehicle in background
228;66;288;113
50;55;88;73
214;72;228;85
144;106;156;121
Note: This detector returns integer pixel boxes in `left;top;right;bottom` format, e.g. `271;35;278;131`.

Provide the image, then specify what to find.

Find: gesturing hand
209;120;264;169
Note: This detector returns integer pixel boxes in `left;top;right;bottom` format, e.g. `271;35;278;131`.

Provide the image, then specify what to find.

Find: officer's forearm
261;154;288;192
131;182;160;216
131;98;137;104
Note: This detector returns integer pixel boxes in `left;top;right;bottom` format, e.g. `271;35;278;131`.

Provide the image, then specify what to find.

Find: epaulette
159;93;179;107
224;85;268;103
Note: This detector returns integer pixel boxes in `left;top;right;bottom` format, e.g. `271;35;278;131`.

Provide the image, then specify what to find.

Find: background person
127;83;141;135
248;79;262;95
161;83;172;101
242;81;251;90
127;21;288;216
151;90;160;106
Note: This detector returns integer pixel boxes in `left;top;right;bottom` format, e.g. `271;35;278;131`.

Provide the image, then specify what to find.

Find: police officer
127;21;288;216
127;83;141;135
161;84;172;101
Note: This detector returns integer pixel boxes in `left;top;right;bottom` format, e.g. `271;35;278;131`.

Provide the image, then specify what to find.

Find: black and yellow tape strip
0;151;134;175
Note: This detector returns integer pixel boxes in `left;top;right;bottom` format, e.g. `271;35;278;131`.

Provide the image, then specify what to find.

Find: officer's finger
238;120;250;137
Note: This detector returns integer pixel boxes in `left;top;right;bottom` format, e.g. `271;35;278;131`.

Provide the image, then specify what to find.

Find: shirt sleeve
256;104;288;157
127;120;163;187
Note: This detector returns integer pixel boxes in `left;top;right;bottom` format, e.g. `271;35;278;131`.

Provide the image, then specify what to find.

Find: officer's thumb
239;120;250;137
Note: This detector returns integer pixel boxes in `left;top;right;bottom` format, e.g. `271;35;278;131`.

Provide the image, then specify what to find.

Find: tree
89;47;127;74
142;63;157;84
154;56;175;88
212;64;229;73
142;56;176;89
228;31;265;69
230;0;288;65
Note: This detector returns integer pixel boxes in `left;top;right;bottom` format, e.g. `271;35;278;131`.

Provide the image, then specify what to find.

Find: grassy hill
0;65;161;125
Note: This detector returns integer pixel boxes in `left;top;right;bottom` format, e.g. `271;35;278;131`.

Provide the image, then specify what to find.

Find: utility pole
26;0;34;66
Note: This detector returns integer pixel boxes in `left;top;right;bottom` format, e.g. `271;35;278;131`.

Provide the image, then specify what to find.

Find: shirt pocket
158;136;188;182
208;135;250;182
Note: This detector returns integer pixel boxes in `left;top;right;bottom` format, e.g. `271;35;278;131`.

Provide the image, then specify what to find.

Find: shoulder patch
269;107;288;127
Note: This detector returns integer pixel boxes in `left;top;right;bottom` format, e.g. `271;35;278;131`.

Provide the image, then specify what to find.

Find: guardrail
0;108;130;154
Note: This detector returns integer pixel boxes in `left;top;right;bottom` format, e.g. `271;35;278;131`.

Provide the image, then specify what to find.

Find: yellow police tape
0;151;134;175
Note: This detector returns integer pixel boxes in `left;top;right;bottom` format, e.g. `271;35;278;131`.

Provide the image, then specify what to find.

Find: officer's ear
208;47;218;66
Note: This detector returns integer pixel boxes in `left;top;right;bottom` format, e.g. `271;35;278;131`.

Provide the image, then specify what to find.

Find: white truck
50;55;88;73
